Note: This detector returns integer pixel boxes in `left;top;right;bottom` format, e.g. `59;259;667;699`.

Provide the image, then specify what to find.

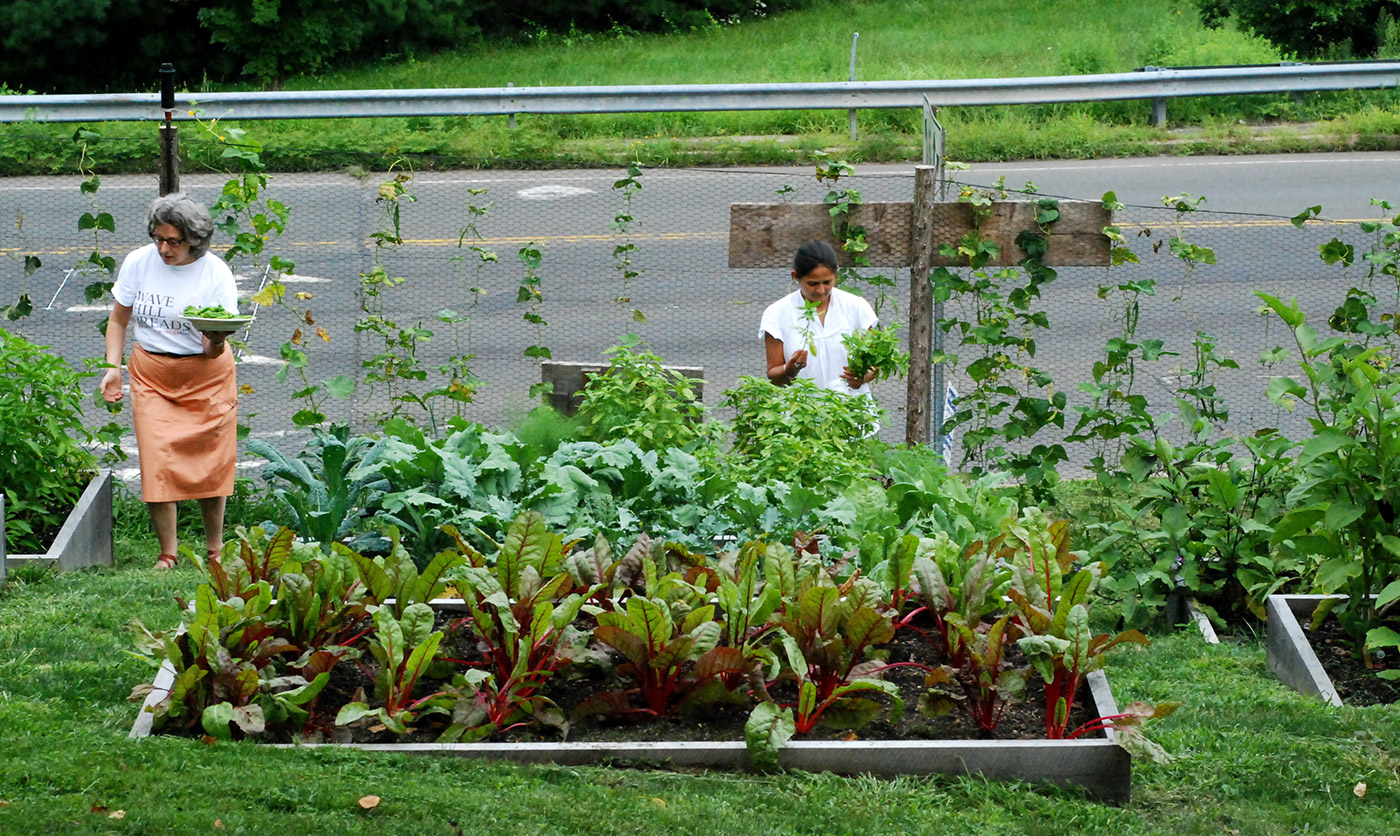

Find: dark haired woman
99;193;239;569
760;240;878;393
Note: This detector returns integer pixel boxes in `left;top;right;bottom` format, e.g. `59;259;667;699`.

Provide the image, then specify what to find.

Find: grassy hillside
2;0;1398;174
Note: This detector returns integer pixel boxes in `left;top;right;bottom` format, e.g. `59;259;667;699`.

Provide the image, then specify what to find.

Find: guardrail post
848;33;860;141
1143;65;1168;127
1142;66;1176;127
158;63;180;196
507;82;516;130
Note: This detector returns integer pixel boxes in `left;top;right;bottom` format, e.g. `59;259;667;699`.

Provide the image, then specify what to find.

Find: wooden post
905;166;937;446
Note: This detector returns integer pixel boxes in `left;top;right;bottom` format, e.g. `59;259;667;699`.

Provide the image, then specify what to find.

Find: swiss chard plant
1004;508;1149;738
443;511;593;721
335;602;454;735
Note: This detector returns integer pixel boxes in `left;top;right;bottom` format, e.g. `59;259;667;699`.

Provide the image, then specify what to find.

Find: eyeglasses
151;235;185;248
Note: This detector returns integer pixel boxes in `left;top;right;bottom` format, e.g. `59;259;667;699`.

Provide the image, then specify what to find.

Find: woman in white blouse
760;240;878;393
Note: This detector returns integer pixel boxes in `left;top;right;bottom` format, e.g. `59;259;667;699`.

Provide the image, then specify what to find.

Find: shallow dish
185;315;254;332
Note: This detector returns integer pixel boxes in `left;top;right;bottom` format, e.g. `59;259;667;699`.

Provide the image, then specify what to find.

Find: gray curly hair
146;193;215;260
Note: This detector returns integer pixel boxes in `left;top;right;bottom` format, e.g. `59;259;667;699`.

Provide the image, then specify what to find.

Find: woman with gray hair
100;193;239;569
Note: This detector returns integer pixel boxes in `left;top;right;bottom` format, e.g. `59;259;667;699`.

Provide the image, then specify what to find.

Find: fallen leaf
0;801;9;807
108;810;126;820
368;724;387;734
358;795;380;810
1354;782;1367;798
1224;829;1238;835
650;798;666;808
840;732;859;741
90;805;109;814
201;735;218;746
214;818;225;829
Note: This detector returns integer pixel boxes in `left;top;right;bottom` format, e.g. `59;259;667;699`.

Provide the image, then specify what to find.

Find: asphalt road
5;151;1398;476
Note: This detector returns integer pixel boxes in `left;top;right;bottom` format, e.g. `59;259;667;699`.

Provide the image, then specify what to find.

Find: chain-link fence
2;141;1379;477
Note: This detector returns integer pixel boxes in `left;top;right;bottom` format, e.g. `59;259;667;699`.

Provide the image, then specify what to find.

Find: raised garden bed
1267;593;1399;707
1267;594;1353;706
130;597;1133;802
1;469;113;581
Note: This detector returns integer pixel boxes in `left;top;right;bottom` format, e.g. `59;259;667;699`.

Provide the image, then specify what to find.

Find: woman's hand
841;365;876;389
100;367;123;403
200;331;228;358
785;349;809;379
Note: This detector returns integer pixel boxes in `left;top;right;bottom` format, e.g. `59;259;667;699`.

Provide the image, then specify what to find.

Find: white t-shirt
759;286;878;396
112;244;238;355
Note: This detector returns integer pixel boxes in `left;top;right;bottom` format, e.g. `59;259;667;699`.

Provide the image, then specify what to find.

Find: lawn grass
1;498;1396;835
4;0;1399;176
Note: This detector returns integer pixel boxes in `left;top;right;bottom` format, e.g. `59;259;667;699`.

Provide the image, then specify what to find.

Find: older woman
100;194;239;569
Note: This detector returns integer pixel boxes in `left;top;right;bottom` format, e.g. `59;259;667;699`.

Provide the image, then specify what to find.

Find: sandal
154;553;178;570
207;546;223;564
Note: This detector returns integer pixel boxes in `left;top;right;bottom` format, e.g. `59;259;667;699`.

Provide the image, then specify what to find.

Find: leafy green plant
246;423;388;553
1088;421;1299;627
842;323;909;383
590;594;748;716
1004;508;1149;738
1258;288;1400;654
443;512;592;725
0;329;100;553
722;375;882;488
335;603;454;735
931;182;1067;500
573;335;711;451
610;161;647;324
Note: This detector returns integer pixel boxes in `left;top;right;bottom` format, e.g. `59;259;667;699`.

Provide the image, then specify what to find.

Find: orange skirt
129;344;237;503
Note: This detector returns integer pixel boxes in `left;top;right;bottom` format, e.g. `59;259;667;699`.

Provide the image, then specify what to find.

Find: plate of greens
183;305;253;332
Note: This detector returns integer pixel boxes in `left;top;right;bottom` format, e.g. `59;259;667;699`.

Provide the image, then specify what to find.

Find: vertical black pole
158;63;180;196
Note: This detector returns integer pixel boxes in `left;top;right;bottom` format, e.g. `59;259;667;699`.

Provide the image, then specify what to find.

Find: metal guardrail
3;63;1399;123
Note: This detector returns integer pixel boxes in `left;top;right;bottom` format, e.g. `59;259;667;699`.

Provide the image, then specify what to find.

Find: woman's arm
100;303;133;403
765;333;808;385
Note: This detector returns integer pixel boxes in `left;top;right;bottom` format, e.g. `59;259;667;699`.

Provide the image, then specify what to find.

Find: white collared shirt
759;286;878;396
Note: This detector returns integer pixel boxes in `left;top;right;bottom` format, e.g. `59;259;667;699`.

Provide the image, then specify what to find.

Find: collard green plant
247;423;388;553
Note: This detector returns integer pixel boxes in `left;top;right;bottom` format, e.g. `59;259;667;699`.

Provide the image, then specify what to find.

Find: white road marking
236;354;281;365
64;305;108;312
516;185;595;200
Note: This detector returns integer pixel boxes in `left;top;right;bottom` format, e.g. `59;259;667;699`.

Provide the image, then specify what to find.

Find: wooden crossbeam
729;200;1112;268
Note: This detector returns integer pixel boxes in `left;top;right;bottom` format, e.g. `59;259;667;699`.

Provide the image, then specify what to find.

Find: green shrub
721;375;884;489
0;329;98;553
574;336;713;452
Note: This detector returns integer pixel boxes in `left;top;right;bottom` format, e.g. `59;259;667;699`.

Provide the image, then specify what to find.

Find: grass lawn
1;498;1396;836
4;0;1400;175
